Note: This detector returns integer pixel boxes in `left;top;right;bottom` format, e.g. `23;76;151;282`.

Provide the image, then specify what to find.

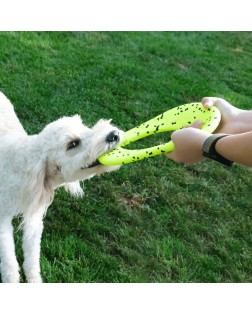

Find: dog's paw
64;181;84;197
26;275;43;283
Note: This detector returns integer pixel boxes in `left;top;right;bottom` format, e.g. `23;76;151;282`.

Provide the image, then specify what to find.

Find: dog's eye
67;139;81;150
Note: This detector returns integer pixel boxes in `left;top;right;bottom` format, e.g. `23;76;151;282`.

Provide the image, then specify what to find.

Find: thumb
189;120;203;129
182;120;203;129
166;151;174;160
201;97;216;109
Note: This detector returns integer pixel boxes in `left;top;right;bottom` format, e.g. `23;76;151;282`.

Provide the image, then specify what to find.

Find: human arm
215;131;252;167
166;97;252;166
166;128;252;167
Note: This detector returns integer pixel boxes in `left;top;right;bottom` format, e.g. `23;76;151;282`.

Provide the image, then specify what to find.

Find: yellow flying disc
98;102;221;166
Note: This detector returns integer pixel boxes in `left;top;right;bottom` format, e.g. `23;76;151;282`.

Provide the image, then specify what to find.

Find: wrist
202;135;233;166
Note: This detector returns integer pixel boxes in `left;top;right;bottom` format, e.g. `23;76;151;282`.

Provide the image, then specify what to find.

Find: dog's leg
0;216;20;283
22;214;44;283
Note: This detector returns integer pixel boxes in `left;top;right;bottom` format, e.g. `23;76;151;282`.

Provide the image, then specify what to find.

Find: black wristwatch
202;135;233;166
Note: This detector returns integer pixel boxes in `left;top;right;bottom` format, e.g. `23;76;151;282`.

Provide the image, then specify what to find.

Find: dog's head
38;115;123;193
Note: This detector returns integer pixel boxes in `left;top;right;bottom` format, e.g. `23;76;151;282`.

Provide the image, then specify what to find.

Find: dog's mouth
81;159;101;170
81;129;122;170
87;159;101;168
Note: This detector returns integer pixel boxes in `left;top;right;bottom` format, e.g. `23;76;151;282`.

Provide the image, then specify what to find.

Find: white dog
0;92;123;283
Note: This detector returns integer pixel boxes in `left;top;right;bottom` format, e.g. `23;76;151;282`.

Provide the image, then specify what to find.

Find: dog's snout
106;130;120;143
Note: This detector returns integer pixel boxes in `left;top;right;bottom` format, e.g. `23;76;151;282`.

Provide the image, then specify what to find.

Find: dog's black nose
106;130;119;143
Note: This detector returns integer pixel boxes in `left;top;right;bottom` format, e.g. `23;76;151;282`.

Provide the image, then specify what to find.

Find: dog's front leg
22;214;44;283
0;215;20;283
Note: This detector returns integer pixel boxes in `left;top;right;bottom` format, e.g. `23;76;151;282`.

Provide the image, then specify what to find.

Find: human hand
166;97;250;165
166;121;210;165
201;97;243;134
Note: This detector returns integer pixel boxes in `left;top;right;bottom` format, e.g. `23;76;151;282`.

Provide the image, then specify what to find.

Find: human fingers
201;97;233;112
166;128;209;165
182;119;203;130
188;120;203;129
201;97;217;109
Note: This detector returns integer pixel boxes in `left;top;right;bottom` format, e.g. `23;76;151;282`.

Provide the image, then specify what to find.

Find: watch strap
202;135;233;166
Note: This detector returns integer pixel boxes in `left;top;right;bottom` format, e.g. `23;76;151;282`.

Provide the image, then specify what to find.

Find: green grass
0;31;251;282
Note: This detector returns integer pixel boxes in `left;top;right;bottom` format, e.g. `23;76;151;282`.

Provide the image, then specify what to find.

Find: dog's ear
64;181;84;197
20;159;54;223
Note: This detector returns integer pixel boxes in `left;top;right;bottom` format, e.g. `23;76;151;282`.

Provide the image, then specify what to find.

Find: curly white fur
0;92;123;283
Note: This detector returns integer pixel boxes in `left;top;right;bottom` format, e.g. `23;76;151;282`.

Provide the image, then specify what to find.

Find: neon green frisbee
98;102;221;166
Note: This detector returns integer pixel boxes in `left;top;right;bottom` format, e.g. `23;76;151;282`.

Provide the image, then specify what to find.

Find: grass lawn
0;31;251;283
